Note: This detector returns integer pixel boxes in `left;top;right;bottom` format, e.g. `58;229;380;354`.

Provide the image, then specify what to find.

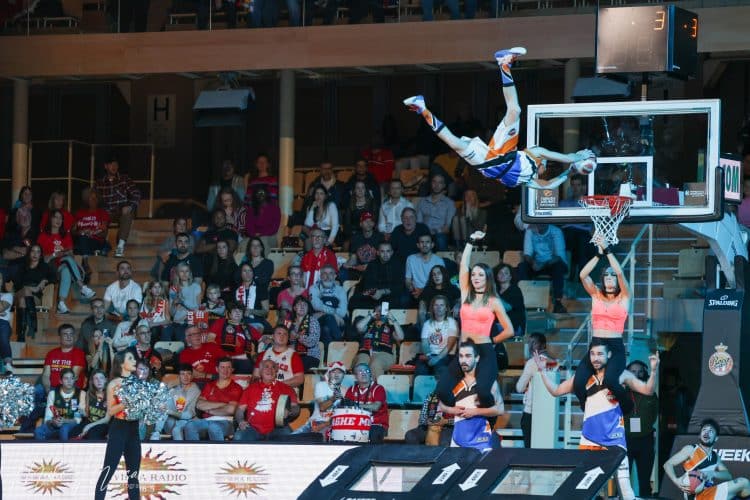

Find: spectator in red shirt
300;228;338;289
39;191;75;232
21;323;87;432
244;154;279;203
344;363;389;443
207;302;260;374
73;188;111;270
94;153;141;258
233;359;300;441
39;209;97;314
183;357;243;441
178;326;226;382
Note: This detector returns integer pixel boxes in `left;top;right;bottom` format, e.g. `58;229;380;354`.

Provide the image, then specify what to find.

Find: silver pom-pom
0;376;35;428
117;377;170;424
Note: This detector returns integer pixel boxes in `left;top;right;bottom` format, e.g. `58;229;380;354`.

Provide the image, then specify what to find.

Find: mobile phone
381;302;389;317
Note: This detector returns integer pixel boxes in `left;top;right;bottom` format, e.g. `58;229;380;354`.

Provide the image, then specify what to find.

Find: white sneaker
81;286;96;299
494;46;527;66
403;95;426;114
57;301;69;314
114;243;125;258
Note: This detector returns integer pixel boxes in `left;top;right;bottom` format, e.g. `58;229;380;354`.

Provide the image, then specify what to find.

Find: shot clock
596;5;698;79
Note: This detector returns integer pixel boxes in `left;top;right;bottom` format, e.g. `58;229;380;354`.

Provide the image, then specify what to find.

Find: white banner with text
1;442;352;499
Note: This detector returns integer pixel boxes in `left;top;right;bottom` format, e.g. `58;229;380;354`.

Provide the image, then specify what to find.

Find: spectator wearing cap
292;361;347;437
345;177;379;240
340;211;384;282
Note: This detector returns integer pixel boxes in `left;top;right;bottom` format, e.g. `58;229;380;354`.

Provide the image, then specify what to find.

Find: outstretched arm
459;231;485;298
527;146;584;165
579;254;602;297
528;168;572;190
532;352;573;396
623;352;659;395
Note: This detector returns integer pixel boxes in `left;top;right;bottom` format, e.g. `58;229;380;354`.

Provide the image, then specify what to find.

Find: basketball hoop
579;195;632;246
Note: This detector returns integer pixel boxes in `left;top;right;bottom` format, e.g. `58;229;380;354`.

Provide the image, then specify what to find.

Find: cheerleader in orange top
436;231;514;408
575;234;633;414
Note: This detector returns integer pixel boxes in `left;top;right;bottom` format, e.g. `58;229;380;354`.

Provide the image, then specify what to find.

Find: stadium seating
377;374;411;405
327;341;359;369
385;409;420;441
411;375;437;404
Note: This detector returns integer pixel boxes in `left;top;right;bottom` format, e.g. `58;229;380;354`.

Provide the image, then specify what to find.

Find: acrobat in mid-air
404;47;596;190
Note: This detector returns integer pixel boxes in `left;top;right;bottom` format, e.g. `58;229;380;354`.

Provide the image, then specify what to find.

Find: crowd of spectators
0;147;600;445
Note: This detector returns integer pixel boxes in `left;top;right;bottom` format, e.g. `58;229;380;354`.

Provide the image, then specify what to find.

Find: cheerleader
437;231;513;407
574;235;632;414
95;350;140;500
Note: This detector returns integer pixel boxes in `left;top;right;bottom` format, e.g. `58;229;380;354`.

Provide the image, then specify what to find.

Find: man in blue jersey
534;339;659;500
404;47;595;190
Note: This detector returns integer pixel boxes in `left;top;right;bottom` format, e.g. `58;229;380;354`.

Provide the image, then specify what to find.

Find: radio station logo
708;343;734;376
110;448;187;499
215;460;269;497
22;459;74;495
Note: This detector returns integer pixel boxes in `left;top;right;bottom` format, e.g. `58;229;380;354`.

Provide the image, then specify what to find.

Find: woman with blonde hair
167;263;203;342
141;281;171;342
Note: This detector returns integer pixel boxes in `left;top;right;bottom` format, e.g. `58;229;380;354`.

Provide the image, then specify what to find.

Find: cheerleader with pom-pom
95;350;140;500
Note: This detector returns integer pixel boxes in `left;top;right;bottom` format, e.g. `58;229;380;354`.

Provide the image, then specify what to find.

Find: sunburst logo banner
215;460;270;497
110;448;188;499
22;459;75;495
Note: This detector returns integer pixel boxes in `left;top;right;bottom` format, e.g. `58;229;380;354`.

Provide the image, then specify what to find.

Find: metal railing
5;0;749;36
561;223;652;448
27;140;156;217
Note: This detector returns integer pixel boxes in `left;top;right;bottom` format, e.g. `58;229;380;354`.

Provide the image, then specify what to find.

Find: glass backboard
521;99;722;224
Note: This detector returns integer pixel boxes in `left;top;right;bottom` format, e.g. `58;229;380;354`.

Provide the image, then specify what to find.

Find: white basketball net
579;196;632;246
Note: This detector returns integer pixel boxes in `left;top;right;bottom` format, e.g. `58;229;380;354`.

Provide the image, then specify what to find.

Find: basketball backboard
521;99;722;224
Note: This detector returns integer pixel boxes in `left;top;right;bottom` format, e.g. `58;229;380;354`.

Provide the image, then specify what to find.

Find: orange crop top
590;297;628;333
460;303;495;336
114;394;127;420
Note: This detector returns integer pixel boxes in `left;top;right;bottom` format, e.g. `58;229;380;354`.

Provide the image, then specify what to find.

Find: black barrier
444;447;626;499
298;445;482;500
300;445;626;500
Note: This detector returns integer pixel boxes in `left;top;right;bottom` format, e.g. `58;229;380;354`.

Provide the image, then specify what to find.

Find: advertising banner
1;442;351;499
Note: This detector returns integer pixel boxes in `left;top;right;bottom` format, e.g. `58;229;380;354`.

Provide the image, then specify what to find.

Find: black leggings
95;419;141;500
573;337;632;414
437;342;498;407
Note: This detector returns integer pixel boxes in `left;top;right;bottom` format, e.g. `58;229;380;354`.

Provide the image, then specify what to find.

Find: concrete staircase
16;218;174;360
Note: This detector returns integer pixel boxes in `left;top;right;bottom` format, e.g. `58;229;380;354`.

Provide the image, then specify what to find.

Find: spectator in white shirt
103;260;143;320
378;179;413;237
